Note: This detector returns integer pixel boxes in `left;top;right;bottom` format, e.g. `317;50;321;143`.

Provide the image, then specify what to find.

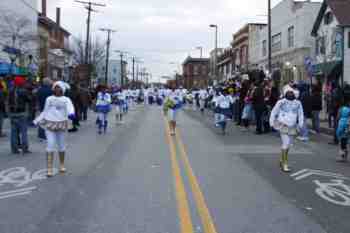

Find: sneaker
297;136;309;142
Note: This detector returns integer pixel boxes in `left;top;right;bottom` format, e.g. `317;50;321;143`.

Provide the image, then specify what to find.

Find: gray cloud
46;0;286;80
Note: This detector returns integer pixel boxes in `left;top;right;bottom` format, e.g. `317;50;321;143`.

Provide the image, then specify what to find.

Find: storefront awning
312;61;342;77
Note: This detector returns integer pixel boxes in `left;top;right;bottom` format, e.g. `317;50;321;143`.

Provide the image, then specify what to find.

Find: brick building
182;56;210;89
38;0;72;81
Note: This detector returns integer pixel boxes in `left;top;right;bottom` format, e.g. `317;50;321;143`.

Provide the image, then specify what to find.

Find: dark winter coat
37;85;52;111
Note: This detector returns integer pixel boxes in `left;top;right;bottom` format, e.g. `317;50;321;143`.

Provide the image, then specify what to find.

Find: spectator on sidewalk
0;82;6;137
311;85;322;134
252;81;267;134
298;84;312;141
335;96;350;162
79;87;91;121
37;78;53;140
8;76;31;154
67;84;81;133
329;82;343;145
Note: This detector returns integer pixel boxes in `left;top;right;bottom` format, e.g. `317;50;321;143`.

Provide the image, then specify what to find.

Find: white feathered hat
53;81;70;94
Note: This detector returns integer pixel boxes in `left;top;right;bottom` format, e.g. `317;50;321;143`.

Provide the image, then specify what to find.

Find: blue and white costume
96;91;112;134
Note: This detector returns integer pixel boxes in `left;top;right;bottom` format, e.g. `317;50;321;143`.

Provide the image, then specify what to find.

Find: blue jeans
10;116;28;152
0;112;4;134
300;118;309;139
38;126;46;140
312;111;320;133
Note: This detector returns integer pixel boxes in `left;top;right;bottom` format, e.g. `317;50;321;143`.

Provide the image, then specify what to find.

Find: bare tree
0;8;38;58
72;36;106;68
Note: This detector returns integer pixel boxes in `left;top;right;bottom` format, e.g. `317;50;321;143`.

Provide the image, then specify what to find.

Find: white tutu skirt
168;109;177;122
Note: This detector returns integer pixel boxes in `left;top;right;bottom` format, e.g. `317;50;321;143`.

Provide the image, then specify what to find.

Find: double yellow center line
164;117;218;233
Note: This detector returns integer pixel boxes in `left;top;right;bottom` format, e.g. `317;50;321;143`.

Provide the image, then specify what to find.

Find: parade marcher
335;96;350;162
8;76;31;154
113;88;126;124
215;89;234;134
34;81;75;177
95;86;112;134
37;78;53;141
164;88;182;136
270;87;304;172
199;88;208;114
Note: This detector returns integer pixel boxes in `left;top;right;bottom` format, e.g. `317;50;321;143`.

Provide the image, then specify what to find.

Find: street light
210;24;218;83
115;50;129;87
196;46;203;58
100;28;117;85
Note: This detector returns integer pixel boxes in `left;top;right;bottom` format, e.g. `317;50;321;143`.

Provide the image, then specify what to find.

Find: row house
231;23;266;74
217;48;235;81
311;0;350;86
254;0;321;84
0;0;38;77
182;56;210;89
38;0;72;81
209;48;224;82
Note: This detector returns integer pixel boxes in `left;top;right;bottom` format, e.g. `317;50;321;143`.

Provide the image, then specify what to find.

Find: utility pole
75;1;106;64
268;0;272;76
196;46;203;58
132;57;135;88
120;53;124;87
210;24;218;83
100;28;116;85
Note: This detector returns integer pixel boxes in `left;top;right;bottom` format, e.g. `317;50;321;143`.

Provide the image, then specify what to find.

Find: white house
97;59;128;86
0;0;38;75
311;0;350;85
255;0;321;83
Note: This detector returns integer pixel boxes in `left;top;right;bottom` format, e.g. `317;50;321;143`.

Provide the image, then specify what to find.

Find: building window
316;36;326;55
324;12;333;25
193;65;198;75
272;33;282;53
288;26;294;48
262;40;267;56
348;31;350;49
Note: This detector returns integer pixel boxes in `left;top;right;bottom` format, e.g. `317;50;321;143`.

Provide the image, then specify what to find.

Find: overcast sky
43;0;313;81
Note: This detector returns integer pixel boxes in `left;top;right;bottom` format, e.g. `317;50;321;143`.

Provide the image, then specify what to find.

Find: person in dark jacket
0;82;6;137
67;84;81;132
329;83;343;145
297;85;312;141
8;76;31;154
36;78;53;140
311;85;322;134
79;87;91;121
252;81;267;134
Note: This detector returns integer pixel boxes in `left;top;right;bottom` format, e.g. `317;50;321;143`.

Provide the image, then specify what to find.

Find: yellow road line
176;129;218;233
163;117;194;233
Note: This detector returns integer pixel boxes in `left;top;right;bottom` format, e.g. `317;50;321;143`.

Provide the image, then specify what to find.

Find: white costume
96;91;112;134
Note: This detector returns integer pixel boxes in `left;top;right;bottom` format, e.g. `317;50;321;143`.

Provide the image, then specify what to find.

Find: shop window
288;26;294;48
324;12;333;25
262;40;267;56
272;33;282;53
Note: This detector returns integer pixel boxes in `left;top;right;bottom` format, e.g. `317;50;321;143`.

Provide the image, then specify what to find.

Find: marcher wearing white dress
165;89;183;135
270;87;304;172
113;89;126;124
96;87;112;134
215;90;234;134
199;89;208;113
34;81;75;177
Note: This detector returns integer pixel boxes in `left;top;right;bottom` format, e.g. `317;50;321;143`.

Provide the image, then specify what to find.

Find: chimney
42;0;46;16
56;8;61;26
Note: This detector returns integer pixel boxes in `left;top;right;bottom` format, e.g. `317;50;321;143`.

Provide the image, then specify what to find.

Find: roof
182;56;210;65
312;0;350;36
38;13;71;36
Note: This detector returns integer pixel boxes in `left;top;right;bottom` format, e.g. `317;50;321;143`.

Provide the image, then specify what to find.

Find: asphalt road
0;105;348;233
